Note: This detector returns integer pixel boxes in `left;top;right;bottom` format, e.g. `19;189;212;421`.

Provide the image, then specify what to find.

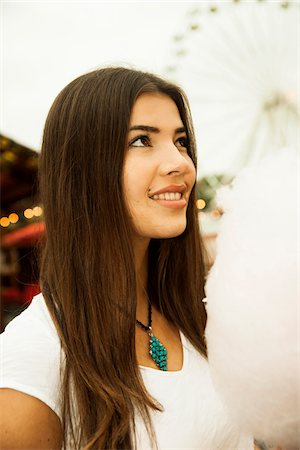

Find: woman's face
123;92;196;242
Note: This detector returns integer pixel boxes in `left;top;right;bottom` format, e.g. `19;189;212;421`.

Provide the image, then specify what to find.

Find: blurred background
1;0;299;329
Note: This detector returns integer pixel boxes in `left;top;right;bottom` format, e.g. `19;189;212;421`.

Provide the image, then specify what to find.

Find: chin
153;222;187;239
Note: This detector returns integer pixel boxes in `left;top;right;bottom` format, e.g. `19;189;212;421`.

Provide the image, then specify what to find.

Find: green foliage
196;174;233;211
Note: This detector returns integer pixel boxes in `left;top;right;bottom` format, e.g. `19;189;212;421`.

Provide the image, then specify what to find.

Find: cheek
123;174;135;210
123;163;146;209
191;164;196;182
123;154;155;199
187;158;196;186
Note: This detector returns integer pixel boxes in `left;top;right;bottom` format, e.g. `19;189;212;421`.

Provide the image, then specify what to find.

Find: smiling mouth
149;192;187;209
151;192;182;201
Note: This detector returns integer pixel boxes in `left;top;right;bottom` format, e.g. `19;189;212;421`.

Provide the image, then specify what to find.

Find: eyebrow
129;125;186;134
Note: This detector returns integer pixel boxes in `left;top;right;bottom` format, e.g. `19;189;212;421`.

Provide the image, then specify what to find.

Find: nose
159;144;193;177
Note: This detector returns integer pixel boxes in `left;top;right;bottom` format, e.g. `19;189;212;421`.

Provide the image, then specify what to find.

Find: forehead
129;93;183;128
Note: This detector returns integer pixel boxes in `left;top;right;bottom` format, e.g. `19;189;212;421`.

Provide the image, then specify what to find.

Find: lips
149;184;186;197
149;184;188;209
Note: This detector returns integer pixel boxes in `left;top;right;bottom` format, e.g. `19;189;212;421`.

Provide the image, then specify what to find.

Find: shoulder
1;292;60;342
0;293;63;417
0;388;62;449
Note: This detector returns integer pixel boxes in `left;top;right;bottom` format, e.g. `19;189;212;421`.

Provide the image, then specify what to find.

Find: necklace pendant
149;332;167;371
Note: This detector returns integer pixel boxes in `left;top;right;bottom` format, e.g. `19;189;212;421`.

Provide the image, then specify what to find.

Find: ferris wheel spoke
165;1;299;175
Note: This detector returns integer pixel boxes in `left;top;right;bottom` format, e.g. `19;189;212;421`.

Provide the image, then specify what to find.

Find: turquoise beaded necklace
136;302;168;371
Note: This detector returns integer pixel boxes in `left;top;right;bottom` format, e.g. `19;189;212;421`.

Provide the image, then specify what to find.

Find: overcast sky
2;1;190;149
2;1;299;176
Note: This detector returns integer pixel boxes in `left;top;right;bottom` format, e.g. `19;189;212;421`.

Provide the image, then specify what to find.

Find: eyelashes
129;135;151;148
129;134;189;149
176;136;188;148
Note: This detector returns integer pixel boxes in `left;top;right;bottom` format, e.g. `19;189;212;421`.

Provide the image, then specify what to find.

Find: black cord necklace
136;302;168;371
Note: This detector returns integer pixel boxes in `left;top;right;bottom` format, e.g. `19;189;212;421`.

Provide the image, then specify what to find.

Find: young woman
0;67;253;449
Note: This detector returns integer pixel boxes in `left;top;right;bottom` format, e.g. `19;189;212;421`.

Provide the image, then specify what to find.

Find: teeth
152;192;182;201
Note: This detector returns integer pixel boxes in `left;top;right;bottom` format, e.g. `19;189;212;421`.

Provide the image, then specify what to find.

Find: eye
175;136;189;150
129;135;151;148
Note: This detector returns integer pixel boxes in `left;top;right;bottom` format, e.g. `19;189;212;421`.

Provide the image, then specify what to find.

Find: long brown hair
38;67;207;449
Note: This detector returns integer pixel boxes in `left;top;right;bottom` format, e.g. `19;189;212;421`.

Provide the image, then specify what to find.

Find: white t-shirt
0;293;253;449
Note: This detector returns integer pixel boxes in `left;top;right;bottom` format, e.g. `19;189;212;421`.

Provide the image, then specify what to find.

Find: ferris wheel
165;0;299;176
